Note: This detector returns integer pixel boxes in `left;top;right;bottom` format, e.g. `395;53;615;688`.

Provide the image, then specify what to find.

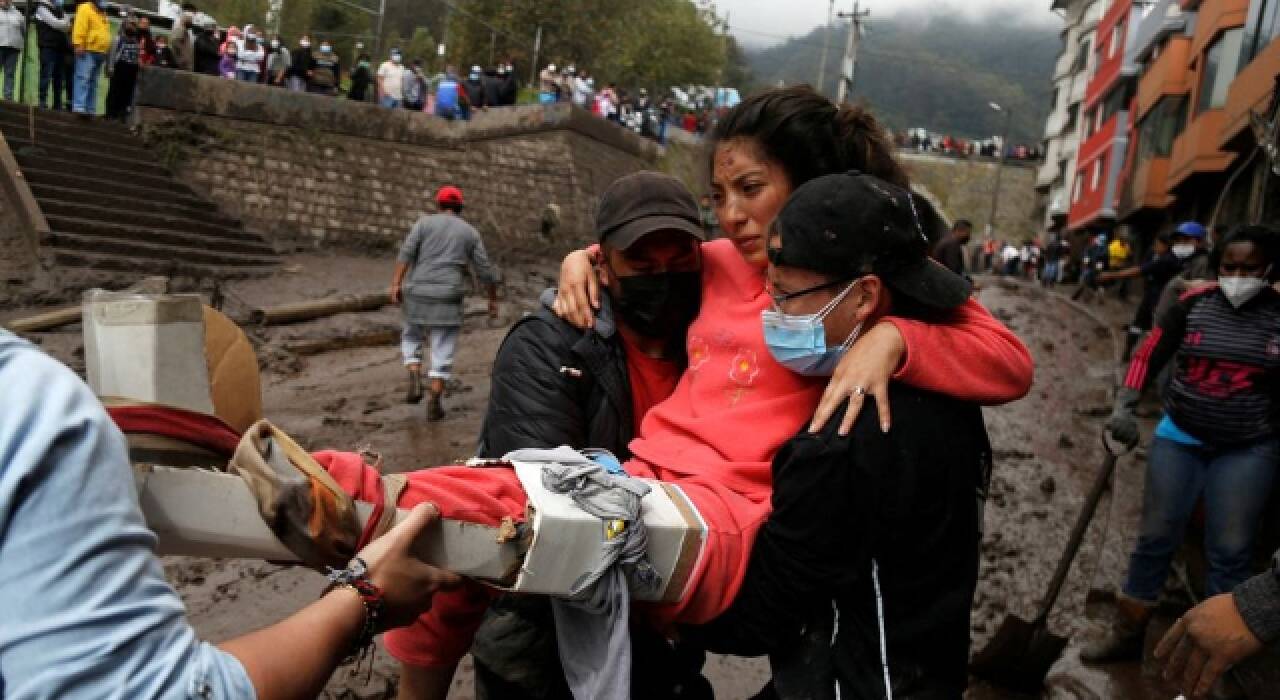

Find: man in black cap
688;170;992;699
397;170;709;700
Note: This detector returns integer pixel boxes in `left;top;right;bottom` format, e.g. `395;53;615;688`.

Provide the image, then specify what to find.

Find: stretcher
89;291;706;601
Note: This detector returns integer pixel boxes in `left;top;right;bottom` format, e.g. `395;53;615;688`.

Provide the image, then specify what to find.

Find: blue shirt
0;331;255;699
435;77;459;110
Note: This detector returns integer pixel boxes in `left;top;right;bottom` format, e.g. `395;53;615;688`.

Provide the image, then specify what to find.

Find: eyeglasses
766;278;853;311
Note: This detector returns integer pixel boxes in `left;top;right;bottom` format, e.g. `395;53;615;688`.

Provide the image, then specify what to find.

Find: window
1241;0;1280;66
1101;81;1134;123
1112;21;1125;58
1136;95;1189;159
1065;103;1080;133
1074;173;1085;202
1074;38;1092;73
1092;157;1105;191
1196;28;1244;115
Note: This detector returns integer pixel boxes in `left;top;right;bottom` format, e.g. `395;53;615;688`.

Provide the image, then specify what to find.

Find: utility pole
987;102;1014;239
835;0;870;105
530;24;542;88
816;0;834;97
373;0;386;57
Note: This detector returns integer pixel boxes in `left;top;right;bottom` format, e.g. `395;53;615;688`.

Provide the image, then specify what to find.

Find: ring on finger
852;385;867;397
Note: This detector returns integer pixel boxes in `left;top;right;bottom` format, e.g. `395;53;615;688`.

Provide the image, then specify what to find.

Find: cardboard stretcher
132;460;707;601
96;292;707;601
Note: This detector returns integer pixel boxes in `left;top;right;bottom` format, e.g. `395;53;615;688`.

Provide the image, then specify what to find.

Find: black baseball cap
596;172;706;249
769;171;972;309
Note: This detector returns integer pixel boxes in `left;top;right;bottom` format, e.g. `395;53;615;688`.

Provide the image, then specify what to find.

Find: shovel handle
1034;449;1120;623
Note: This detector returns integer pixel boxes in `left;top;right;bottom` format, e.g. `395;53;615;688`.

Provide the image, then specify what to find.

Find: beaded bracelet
324;557;386;661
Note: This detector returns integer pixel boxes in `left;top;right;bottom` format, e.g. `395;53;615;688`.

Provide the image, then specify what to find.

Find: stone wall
899;151;1041;240
131;69;658;254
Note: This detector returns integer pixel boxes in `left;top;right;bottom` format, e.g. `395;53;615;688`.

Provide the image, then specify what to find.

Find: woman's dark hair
710;85;910;192
1218;225;1280;281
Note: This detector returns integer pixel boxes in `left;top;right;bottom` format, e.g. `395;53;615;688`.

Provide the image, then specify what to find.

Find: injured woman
224;172;1018;698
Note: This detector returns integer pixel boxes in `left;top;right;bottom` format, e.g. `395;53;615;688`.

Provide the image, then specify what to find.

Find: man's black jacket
476;289;633;459
692;384;993;699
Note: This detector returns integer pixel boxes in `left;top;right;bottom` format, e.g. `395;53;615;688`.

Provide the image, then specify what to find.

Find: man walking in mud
389;185;499;420
397;170;709;699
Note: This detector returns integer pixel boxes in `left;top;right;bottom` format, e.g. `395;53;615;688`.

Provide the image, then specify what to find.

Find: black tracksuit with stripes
1125;284;1280;446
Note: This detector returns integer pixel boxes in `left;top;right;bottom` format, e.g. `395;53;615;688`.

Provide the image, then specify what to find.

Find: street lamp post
986;102;1014;240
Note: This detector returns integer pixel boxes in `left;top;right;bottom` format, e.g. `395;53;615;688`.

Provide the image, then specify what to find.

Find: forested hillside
747;8;1059;143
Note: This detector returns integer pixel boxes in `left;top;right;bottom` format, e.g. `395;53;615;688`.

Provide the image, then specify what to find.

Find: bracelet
324;557;385;660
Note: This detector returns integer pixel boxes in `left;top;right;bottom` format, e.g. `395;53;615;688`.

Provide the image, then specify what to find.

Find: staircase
0;102;279;279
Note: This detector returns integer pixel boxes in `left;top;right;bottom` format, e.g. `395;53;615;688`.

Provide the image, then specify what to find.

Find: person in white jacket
236;30;264;82
0;0;25;101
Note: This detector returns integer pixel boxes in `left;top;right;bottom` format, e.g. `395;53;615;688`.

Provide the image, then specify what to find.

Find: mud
10;255;1242;698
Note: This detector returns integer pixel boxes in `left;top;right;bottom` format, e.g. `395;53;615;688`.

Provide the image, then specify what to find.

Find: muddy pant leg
1123;437;1209;602
427;326;459;381
1202;438;1280;596
315;453;531;668
401;322;424;366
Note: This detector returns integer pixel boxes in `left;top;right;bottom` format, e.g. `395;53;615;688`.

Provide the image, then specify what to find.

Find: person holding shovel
389;185;499;420
1085;225;1280;663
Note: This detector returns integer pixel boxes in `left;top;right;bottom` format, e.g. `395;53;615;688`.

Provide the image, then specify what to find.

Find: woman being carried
325;86;1034;699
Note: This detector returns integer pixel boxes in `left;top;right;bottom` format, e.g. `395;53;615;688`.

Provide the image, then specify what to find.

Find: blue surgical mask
762;280;864;376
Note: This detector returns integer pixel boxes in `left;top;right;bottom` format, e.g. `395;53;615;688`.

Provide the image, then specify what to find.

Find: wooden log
5;306;81;333
283;328;400;356
3;277;171;334
249;292;391;326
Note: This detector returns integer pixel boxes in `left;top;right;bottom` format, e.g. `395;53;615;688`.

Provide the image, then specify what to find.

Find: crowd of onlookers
894;128;1043;161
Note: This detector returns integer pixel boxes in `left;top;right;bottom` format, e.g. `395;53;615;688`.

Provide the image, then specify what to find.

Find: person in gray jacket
0;0;25;101
389;185;499;420
1156;546;1280;699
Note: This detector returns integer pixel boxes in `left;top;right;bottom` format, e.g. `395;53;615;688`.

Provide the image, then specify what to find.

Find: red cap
436;186;464;207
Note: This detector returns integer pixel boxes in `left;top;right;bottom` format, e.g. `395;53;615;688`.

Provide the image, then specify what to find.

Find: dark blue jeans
39;47;73;109
1124;436;1279;601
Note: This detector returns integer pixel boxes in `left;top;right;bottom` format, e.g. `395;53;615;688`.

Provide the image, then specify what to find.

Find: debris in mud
1058;434;1075;449
1039;476;1056;498
322;397;349;413
1074;406;1111;418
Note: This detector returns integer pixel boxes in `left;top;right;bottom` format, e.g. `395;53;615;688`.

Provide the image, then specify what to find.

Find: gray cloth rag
501;447;662;700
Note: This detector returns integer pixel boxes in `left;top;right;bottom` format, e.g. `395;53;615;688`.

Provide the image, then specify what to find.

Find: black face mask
612;271;701;343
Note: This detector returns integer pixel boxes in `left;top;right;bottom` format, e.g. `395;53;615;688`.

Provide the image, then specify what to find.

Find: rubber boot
1080;593;1156;663
426;378;445;421
405;366;424;404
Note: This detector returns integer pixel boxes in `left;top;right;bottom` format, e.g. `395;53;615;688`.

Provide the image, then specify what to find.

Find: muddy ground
9;254;1270;698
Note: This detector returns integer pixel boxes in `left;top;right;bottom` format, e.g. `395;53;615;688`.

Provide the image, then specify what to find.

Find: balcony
1118;156;1174;218
1135;35;1192;119
1168;109;1235;187
1078;109;1121;166
1086;0;1133;107
1219;37;1280;148
1189;0;1250;59
1131;0;1187;63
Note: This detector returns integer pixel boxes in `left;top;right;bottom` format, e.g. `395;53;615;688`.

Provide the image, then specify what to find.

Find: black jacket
474;291;702;700
692;384;992;699
193;31;221;76
499;74;519;106
477;289;633;459
465;77;487;110
483;72;503;109
34;0;70;52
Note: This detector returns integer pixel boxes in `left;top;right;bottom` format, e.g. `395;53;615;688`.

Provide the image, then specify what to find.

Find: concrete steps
0;103;279;280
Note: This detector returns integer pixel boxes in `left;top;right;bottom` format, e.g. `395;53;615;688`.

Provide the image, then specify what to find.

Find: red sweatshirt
341;238;1032;667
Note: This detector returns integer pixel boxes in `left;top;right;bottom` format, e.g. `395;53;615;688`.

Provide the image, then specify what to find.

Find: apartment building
1082;0;1280;239
1037;0;1104;230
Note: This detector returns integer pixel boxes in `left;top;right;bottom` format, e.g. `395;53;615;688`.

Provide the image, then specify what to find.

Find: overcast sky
720;0;1061;47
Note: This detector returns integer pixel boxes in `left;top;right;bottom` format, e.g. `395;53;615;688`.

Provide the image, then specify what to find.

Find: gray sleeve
36;6;71;30
398;222;423;265
468;231;500;285
1235;549;1280;644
